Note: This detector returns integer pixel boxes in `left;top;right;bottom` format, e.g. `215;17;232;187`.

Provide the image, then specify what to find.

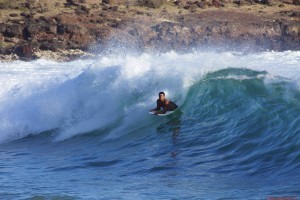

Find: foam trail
0;51;299;142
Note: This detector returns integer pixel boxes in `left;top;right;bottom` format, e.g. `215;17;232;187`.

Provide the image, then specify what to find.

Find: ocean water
0;50;299;199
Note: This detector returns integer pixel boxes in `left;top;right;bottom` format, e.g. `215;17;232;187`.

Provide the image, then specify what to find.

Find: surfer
150;92;178;115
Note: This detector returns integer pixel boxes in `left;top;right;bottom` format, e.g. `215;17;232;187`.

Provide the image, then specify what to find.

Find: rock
65;24;78;34
136;11;144;15
0;3;9;9
233;0;244;6
66;0;86;6
282;0;293;4
4;24;23;37
57;24;66;34
54;16;63;24
39;3;50;13
75;5;90;14
20;12;31;18
143;0;167;8
45;24;57;34
4;37;20;43
109;6;118;11
290;11;300;17
254;0;271;4
23;25;39;39
14;43;37;60
40;40;65;51
183;4;190;9
66;41;78;49
285;23;299;36
195;1;205;8
9;13;19;18
212;0;222;7
102;0;116;4
0;23;6;33
293;0;300;5
39;42;49;50
183;1;199;9
0;33;4;43
0;46;5;54
81;5;90;12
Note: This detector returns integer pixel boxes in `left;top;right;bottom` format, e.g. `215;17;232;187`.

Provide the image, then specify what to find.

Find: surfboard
148;109;176;116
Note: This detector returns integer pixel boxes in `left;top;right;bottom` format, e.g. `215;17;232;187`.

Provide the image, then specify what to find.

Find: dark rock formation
0;0;299;60
14;43;37;60
4;24;23;38
143;0;167;8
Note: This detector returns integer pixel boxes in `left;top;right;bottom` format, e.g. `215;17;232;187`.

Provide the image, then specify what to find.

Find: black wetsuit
156;99;178;112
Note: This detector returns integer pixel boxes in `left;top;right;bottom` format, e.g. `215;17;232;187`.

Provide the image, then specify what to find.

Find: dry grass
0;0;298;24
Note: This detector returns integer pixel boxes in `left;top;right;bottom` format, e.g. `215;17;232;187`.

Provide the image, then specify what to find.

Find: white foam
0;50;299;142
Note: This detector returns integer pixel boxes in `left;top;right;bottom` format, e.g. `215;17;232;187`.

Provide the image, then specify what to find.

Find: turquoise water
0;51;299;199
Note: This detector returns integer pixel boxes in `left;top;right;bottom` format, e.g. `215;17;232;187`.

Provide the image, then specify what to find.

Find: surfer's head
159;92;165;101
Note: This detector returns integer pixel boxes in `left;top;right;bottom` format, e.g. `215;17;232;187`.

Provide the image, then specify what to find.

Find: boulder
254;0;271;4
66;0;86;6
212;0;222;7
233;0;243;6
20;12;31;18
9;13;19;18
45;24;57;34
102;0;116;4
4;37;20;43
0;23;6;33
14;43;36;60
65;24;78;34
195;1;205;8
0;46;5;55
143;0;167;8
4;24;23;37
293;0;300;5
0;33;4;43
0;3;9;9
75;4;90;14
282;0;293;3
57;24;66;35
40;40;65;51
23;25;39;39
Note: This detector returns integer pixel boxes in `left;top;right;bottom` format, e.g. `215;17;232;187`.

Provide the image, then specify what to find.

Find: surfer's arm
150;100;162;112
150;105;160;112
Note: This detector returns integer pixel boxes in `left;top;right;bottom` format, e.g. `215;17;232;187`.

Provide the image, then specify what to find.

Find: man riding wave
150;92;178;115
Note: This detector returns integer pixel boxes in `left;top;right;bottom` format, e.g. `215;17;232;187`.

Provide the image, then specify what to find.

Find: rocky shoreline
0;0;299;61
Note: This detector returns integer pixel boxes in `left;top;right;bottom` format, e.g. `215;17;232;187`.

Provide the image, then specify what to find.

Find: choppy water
0;51;299;199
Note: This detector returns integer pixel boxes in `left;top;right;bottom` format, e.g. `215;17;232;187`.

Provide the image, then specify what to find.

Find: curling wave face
0;51;299;143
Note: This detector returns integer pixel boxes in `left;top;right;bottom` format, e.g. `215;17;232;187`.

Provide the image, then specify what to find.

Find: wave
0;51;299;144
181;68;300;176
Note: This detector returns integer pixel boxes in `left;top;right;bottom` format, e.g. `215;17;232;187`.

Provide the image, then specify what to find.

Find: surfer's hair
159;92;165;96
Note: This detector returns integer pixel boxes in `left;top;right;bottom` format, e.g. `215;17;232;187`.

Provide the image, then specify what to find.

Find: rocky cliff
0;0;299;60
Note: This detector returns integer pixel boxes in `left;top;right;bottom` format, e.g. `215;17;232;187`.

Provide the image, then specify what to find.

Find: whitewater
0;50;299;199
